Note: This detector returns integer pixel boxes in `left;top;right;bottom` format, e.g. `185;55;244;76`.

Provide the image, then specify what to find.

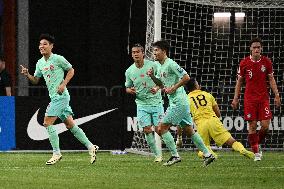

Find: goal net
128;0;284;154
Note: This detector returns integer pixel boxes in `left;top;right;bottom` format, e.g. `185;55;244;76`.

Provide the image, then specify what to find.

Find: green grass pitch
0;151;283;189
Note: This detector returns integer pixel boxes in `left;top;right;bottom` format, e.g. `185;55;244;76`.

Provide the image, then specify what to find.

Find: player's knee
261;123;269;130
65;124;74;129
184;125;195;137
43;122;50;128
143;126;152;134
226;137;236;146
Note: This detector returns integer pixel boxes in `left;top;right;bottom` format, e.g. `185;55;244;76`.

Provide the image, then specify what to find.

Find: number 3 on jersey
190;94;207;108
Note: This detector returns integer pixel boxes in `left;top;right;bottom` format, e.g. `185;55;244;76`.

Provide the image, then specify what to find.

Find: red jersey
238;55;273;102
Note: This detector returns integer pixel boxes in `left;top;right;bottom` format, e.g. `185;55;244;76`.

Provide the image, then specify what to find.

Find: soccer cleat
203;154;215;167
163;156;181;166
89;145;99;164
240;149;255;159
46;154;62;165
198;150;218;159
254;153;262;161
176;138;183;148
154;156;163;163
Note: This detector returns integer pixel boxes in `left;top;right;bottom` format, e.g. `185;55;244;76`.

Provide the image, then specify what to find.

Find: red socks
258;128;267;144
248;133;259;153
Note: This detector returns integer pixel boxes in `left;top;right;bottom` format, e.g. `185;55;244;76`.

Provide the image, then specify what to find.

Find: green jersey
34;53;72;100
156;58;188;105
125;59;163;106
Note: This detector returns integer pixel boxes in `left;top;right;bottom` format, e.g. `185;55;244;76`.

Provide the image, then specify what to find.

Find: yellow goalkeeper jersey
188;90;217;125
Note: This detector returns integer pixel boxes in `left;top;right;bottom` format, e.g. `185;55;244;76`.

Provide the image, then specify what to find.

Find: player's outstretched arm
20;65;40;85
231;76;244;109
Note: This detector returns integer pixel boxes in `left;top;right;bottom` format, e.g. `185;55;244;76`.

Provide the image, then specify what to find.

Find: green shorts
162;103;193;127
137;104;164;128
45;97;74;121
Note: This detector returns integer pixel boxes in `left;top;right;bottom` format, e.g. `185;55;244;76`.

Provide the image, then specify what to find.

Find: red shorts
244;100;272;121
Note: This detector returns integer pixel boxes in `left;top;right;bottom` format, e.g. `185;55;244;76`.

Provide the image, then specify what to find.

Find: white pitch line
258;166;284;169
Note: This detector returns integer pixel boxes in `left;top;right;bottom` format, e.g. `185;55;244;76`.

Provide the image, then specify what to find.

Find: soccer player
231;37;281;161
125;43;163;162
148;40;215;166
0;55;12;96
20;33;99;165
187;78;254;159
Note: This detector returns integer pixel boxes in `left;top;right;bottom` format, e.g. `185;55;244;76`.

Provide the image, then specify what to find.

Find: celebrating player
187;78;254;159
231;37;281;161
125;43;163;162
20;33;99;165
148;40;215;166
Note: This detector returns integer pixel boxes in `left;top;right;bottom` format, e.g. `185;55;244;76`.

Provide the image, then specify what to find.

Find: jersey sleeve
237;59;245;77
170;61;187;78
266;57;273;75
58;56;72;71
125;69;133;88
34;62;43;78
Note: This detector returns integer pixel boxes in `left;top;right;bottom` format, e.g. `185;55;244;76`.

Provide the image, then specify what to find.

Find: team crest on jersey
177;67;184;73
246;113;251;119
140;74;145;78
50;64;54;71
261;65;266;72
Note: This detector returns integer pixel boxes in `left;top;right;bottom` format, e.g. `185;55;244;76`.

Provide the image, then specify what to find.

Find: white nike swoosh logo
27;108;117;141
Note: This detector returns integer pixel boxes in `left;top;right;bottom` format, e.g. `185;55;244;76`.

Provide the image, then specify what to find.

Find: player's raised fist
20;65;29;76
146;67;154;76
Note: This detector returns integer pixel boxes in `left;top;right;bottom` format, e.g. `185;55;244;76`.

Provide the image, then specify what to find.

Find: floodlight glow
235;12;245;17
214;12;231;18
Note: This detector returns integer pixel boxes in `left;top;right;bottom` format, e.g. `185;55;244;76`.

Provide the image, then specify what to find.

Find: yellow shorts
196;116;231;146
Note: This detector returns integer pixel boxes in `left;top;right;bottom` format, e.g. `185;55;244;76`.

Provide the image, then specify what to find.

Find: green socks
191;132;210;156
145;132;162;157
161;131;179;157
70;125;93;150
46;125;60;154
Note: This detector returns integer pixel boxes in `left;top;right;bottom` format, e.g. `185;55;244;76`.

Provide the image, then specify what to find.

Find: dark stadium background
29;0;147;87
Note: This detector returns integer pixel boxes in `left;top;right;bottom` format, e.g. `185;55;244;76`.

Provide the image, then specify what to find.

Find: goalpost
128;0;284;154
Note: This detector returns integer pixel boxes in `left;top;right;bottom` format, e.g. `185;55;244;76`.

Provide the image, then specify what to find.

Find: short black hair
152;40;170;55
249;37;262;47
186;77;197;93
39;33;55;44
132;43;144;52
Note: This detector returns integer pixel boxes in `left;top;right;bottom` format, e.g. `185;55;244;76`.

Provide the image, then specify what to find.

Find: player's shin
46;125;61;155
145;132;161;157
191;133;211;157
69;125;93;150
161;131;179;157
258;127;268;144
248;133;259;153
